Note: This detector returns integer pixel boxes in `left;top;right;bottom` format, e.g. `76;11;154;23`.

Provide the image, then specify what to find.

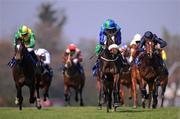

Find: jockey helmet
19;25;29;35
103;19;117;29
130;33;141;45
144;31;153;39
68;43;76;51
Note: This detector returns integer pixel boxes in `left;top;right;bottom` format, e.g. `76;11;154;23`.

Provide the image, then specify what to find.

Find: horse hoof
37;105;42;110
30;97;36;104
128;96;132;100
97;104;102;110
15;97;19;105
114;103;120;107
80;103;84;106
133;106;137;109
75;98;78;102
152;104;157;109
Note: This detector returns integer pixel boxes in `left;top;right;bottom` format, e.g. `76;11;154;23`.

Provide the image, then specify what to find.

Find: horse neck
101;48;112;59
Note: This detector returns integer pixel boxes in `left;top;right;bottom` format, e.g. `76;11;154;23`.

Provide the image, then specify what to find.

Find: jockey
136;31;167;68
35;48;53;77
130;33;142;46
63;43;84;74
8;25;38;67
119;44;129;64
92;19;122;76
95;19;121;55
128;33;142;63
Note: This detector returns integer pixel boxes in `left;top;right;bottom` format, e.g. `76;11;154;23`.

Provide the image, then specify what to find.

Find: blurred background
0;0;179;107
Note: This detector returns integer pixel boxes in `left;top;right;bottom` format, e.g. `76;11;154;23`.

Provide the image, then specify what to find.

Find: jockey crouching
92;19;124;76
8;25;38;68
63;43;84;74
35;48;53;77
136;31;168;73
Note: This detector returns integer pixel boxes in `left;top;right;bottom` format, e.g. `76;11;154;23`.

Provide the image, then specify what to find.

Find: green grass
0;107;179;119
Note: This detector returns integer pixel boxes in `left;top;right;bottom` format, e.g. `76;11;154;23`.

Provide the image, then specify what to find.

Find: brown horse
63;54;85;106
118;47;133;105
98;31;123;112
35;56;53;103
12;38;41;110
128;44;142;108
131;39;165;108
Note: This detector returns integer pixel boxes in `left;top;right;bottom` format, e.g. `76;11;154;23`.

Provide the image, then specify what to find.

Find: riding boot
8;57;16;68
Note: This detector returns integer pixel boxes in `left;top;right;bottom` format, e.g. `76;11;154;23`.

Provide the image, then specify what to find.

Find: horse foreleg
113;75;120;107
16;85;23;110
75;89;79;102
148;83;153;108
119;84;125;105
29;85;36;104
35;84;41;109
79;88;84;106
161;84;166;107
160;78;168;108
140;79;147;108
131;77;137;109
43;87;49;101
64;85;70;105
96;78;103;108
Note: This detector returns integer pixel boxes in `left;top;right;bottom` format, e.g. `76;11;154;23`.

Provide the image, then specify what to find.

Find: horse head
14;38;27;61
65;53;73;68
128;44;139;63
145;39;155;58
104;30;118;49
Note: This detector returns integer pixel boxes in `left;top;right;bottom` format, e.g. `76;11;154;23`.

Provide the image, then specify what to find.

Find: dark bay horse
98;30;123;112
12;38;41;110
63;54;85;106
35;56;53;103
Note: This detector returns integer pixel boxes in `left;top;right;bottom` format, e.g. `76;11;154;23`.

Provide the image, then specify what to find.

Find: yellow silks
161;50;167;61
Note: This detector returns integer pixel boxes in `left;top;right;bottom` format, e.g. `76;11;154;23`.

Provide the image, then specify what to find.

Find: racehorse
118;47;133;106
98;30;123;112
12;38;41;110
136;38;160;108
35;56;53;103
128;44;142;108
63;53;85;106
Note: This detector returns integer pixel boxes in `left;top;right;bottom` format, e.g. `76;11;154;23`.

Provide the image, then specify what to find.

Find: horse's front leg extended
43;86;49;101
35;83;42;109
64;85;70;105
16;85;23;110
113;74;120;107
29;85;36;104
96;77;103;108
131;74;137;108
148;83;153;108
79;88;84;106
140;79;147;108
119;84;125;105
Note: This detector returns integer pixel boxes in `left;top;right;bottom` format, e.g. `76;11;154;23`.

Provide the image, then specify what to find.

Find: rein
100;56;119;62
